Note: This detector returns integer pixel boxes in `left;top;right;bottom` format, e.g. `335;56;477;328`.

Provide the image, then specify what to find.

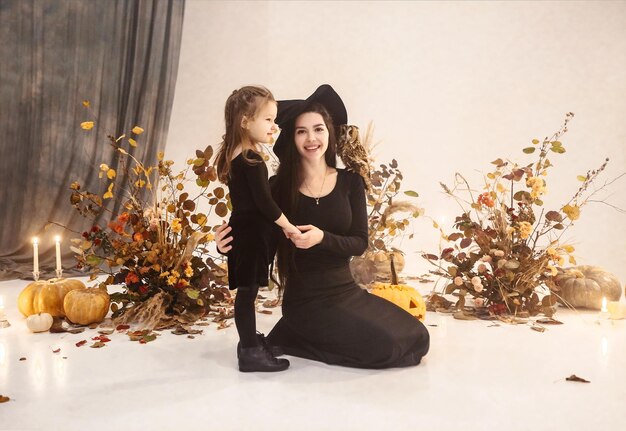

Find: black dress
267;169;430;368
226;152;282;290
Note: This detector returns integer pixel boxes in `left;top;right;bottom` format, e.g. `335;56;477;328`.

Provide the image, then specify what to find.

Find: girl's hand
290;225;324;249
215;222;233;253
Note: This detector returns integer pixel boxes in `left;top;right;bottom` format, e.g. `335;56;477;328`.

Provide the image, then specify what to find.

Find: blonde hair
215;85;275;183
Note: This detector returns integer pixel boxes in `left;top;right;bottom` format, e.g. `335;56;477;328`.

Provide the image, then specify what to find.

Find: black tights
234;285;260;348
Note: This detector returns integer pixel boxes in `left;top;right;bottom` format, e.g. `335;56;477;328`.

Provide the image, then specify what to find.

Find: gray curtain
0;0;185;280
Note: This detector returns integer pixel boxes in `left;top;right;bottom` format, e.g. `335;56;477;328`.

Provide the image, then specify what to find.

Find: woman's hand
290;225;324;249
215;222;233;253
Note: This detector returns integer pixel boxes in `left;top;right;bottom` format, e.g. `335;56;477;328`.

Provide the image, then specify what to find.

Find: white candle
32;237;39;274
601;297;608;313
55;236;62;273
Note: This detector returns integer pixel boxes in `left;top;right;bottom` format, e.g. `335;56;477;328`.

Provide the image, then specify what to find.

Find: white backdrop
166;1;626;283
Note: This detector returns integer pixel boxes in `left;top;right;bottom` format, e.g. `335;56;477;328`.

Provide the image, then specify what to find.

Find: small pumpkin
18;278;86;317
26;312;53;333
554;265;622;309
370;282;426;321
63;287;110;325
371;250;405;278
369;252;425;321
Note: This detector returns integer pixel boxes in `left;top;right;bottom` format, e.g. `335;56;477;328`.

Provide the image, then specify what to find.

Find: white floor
0;277;624;431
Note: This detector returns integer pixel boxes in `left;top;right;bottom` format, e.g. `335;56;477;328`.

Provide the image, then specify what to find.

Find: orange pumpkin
370;282;426;321
63;287;110;325
18;278;85;317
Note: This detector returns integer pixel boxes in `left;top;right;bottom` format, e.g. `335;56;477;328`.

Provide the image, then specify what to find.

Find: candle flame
601;297;608;313
32;237;39;245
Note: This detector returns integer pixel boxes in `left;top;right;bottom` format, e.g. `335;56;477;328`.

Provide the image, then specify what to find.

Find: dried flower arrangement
52;102;233;330
424;113;615;318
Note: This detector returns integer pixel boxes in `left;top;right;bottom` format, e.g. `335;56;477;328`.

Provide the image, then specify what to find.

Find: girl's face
243;101;278;145
293;112;329;161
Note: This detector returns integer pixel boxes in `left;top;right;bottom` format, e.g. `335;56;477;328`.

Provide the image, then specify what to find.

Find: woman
216;85;429;369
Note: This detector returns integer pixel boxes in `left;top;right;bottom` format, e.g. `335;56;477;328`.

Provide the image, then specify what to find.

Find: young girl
215;85;299;372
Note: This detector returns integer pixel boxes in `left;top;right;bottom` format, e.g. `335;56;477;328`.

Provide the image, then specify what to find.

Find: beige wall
167;0;626;281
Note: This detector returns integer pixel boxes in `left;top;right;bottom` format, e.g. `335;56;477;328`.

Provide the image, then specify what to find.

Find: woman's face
293;112;329;161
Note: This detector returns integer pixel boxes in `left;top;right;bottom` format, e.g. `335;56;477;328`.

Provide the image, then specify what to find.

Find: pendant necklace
305;168;328;205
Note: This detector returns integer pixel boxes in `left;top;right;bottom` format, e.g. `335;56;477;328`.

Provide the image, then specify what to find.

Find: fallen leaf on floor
187;335;195;339
487;323;501;328
52;348;61;353
0;395;9;403
90;341;106;348
536;318;563;325
128;330;152;341
75;340;87;347
49;318;68;333
19;357;26;361
139;333;157;344
116;324;130;331
98;329;114;335
91;335;111;343
530;325;546;333
257;309;272;315
566;374;590;383
427;324;438;327
262;298;281;308
453;311;477;320
217;321;232;330
62;357;67;359
195;322;210;326
67;327;86;334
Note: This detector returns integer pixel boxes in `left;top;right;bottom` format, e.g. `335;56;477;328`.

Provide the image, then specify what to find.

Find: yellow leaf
106;169;116;179
118;148;128;155
562;204;580;221
487;173;495;180
196;214;207;226
132;126;144;135
532;139;539;144
80;121;94;130
176;183;184;191
576;175;586;182
562;245;575;253
82;100;90;108
99;163;109;171
433;221;439;229
128;138;137;147
70;181;80;190
569;255;577;265
158;151;164;161
167;204;176;213
496;183;507;193
103;183;114;200
135;179;146;188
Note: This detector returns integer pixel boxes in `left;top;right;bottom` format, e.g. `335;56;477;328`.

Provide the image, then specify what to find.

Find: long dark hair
215;86;275;184
272;103;338;291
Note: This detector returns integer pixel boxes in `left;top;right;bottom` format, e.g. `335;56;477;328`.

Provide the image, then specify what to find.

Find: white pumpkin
26;312;53;333
554;265;622;309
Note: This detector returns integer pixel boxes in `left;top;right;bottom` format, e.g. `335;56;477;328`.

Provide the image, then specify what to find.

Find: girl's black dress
267;169;430;368
226;152;282;290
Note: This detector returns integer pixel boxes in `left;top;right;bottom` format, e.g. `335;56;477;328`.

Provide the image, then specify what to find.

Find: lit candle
598;296;610;322
32;237;39;274
55;236;62;274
